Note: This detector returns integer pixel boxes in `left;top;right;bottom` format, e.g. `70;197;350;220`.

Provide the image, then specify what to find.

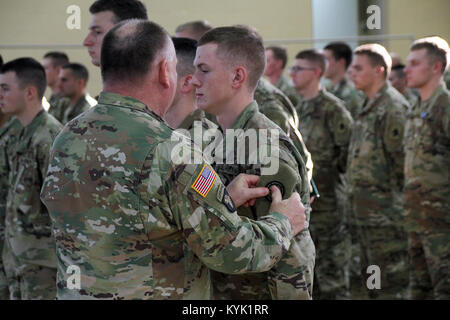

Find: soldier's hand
269;186;305;236
226;174;269;208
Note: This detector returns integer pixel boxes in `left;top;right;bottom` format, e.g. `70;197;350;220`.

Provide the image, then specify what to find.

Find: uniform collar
19;109;46;141
360;82;389;115
230;101;259;130
418;82;447;107
97;91;164;122
179;109;205;130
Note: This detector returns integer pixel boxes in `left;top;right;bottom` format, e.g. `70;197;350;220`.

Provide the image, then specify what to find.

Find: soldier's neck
329;71;346;87
164;98;196;129
417;76;443;102
298;83;320;101
70;91;84;107
365;79;385;100
267;70;283;86
216;96;253;130
16;101;43;127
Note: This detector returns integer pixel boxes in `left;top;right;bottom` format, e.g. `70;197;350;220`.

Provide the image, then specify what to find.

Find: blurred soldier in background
175;20;213;41
54;63;96;124
389;64;418;108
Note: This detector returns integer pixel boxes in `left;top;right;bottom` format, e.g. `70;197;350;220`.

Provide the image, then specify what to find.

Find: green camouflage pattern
3;110;61;300
211;101;315;300
0;117;23;300
51;94;96;125
295;88;353;299
347;83;409;299
255;78;314;185
404;83;450;299
445;69;450;90
325;78;364;119
275;75;300;107
40;92;296;300
404;89;418;110
178;109;220;151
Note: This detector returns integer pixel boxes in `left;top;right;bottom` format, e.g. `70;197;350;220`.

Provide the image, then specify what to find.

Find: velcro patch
191;164;216;197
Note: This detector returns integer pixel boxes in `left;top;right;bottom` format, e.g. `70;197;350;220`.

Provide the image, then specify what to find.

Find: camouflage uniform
0;117;23;300
347;83;409;299
404;88;419;109
404;83;450;300
40;92;296;300
51;94;96;125
178;109;220;150
255;78;314;185
3;110;61;300
211;101;315;300
326;77;364;299
445;69;450;90
275;75;300;107
295;88;353;300
327;78;364;119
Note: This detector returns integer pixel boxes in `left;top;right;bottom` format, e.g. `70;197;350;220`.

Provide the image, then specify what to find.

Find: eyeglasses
289;66;316;73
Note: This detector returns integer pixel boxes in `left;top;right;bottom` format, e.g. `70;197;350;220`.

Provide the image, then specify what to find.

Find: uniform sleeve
260;101;291;134
155;140;294;275
383;107;406;191
329;103;353;173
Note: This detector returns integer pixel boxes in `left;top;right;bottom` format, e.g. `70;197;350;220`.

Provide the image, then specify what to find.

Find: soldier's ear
231;66;246;89
159;59;170;89
181;74;194;94
23;84;38;102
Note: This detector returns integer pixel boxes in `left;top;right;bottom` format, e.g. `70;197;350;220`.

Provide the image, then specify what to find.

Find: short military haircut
266;46;288;69
354;43;392;79
89;0;148;23
43;51;69;68
324;42;353;69
172;37;197;77
410;36;449;74
391;64;406;78
101;19;169;84
62;63;89;83
175;20;212;40
0;57;47;99
295;49;326;77
198;26;266;91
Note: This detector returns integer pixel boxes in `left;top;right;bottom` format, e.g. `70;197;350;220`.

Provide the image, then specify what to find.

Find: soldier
348;44;409;299
389;64;418;108
404;36;450;300
0;114;22;300
264;46;300;106
54;63;97;124
174;20;213;41
164;37;218;146
0;58;62;299
191;26;315;300
83;0;148;68
41;51;69;107
323;42;364;119
290;49;353;300
40;20;306;300
323;41;366;300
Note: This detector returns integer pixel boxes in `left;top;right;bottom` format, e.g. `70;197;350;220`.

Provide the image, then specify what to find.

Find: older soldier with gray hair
40;19;306;300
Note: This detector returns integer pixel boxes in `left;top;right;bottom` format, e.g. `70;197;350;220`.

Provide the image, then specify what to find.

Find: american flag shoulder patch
191;164;217;197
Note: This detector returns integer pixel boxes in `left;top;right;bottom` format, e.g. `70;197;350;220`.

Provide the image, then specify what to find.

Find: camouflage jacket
57;94;97;125
404;83;450;232
0;117;23;294
4;110;62;273
296;88;353;212
275;75;300;107
328;77;364;119
212;101;315;300
404;88;419;109
347;83;408;226
255;78;314;185
40;92;295;300
178;109;220;151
